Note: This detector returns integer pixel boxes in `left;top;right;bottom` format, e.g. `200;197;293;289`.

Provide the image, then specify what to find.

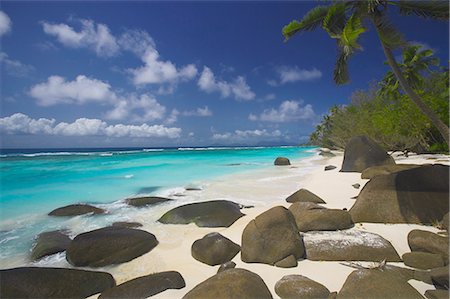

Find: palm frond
282;6;330;41
395;0;449;20
334;48;350;84
341;14;366;51
373;15;408;49
323;3;347;38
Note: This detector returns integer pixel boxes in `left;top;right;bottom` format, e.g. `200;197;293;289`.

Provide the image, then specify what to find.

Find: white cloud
117;29;155;57
198;67;255;101
212;129;281;140
42;19;119;57
0;113;181;138
249;100;316;122
182;106;212;117
0;52;34;77
29;75;116;106
165;109;179;125
129;48;197;85
276;66;322;84
105;94;166;122
0;11;12;37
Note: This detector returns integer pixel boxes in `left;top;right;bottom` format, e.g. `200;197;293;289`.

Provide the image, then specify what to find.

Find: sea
0;146;317;268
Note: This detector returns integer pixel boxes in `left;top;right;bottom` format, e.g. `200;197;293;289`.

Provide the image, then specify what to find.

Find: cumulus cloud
198;67;255;101
212;129;281;140
275;66;322;84
0;113;181;138
249;100;316;122
105;94;166;122
0;11;12;37
182;106;212;117
29;75;116;106
42;19;119;57
164;109;180;125
0;52;35;77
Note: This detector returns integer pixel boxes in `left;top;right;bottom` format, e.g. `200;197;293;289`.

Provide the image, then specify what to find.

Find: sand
87;151;449;298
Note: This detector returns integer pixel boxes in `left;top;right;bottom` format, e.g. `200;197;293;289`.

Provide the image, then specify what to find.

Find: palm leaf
334;48;350;84
282;6;330;40
373;15;408;49
323;3;347;38
395;0;449;20
341;14;366;51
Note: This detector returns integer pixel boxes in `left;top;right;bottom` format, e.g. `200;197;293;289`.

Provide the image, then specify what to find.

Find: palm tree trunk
379;41;450;146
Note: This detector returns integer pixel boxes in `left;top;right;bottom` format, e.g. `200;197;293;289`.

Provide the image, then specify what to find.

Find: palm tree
282;0;449;145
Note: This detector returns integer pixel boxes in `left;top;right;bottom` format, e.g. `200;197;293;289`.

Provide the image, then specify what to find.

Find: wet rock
191;232;240;266
48;204;105;216
286;189;326;204
217;261;236;273
275;274;330;299
304;230;401;262
408;230;449;264
241;206;305;267
111;221;143;228
350;165;449;224
31;230;71;261
361;164;420;179
341;136;395;173
324;165;337;171
66;226;158;267
183;268;272;299
125;196;171;207
0;267;115;298
99;271;185;299
274;157;291;166
336;268;423;299
158;200;245;228
402;252;445;270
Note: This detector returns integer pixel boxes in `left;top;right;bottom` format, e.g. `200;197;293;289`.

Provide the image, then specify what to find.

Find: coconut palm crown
282;0;449;145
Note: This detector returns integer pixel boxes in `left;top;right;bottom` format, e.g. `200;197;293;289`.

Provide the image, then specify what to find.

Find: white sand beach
83;151;449;298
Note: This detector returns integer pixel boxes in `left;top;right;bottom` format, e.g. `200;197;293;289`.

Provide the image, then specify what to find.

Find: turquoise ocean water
0;146;317;267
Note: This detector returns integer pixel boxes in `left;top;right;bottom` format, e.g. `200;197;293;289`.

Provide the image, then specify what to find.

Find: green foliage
396;1;449;20
282;6;330;40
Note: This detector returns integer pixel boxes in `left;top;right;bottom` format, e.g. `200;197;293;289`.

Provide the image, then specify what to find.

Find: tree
282;0;449;145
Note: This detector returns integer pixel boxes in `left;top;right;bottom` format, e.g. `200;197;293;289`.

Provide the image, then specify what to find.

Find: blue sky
0;1;448;148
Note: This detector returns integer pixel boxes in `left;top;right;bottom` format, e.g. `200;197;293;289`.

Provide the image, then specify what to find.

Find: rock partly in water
274;157;291;166
289;205;354;232
408;230;449;264
425;289;449;299
275;274;330;299
350;164;449;224
336;268;423;299
31;230;72;261
241;206;305;267
66;226;158;267
340;136;395;173
286;189;326;204
158;200;245;228
217;261;236;273
0;267;115;299
183;268;273;299
48;204;105;216
125;196;171;207
303;230;401;262
191;232;240;266
324;165;337;171
361;164;420;179
402;252;445;270
111;221;143;228
99;271;185;299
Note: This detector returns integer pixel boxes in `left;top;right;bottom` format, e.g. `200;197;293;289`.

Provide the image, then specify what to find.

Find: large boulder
274;157;290;166
336;269;423;299
441;212;449;231
285;189;326;204
241;206;305;267
340;136;395;173
275;275;330;299
158;200;245;228
425;290;449;299
111;221;143;228
430;266;449;289
48;204;105;216
350;165;449;224
66;226;158;267
361;164;420;179
303;230;401;262
125;196;171;207
192;232;240;266
31;231;71;261
0;267;115;298
289;204;353;232
402;252;445;270
99;271;185;298
183;268;272;299
408;230;449;264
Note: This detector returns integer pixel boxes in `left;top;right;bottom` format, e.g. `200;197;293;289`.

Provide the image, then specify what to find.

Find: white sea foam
124;174;134;179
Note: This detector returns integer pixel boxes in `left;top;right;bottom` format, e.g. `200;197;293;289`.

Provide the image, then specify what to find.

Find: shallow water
0;146;317;268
